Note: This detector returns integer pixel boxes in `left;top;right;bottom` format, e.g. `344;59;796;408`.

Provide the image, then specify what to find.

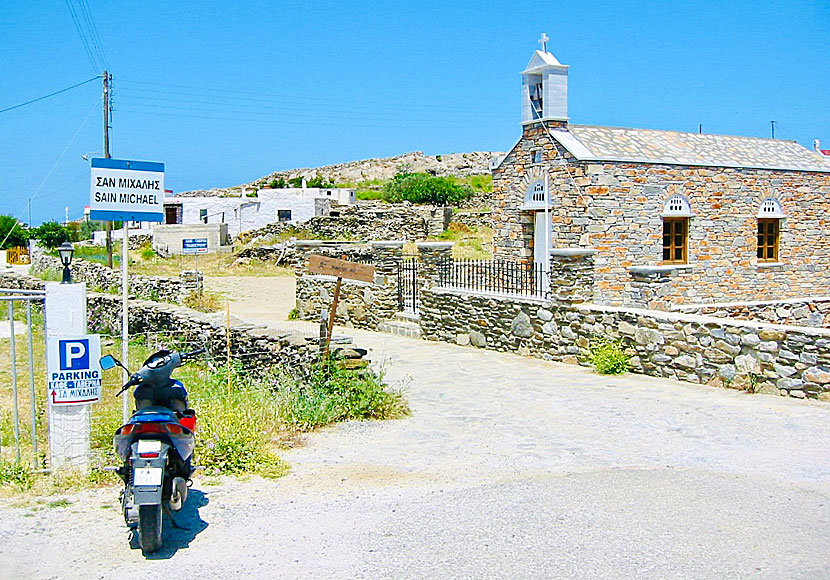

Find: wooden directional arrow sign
307;255;375;283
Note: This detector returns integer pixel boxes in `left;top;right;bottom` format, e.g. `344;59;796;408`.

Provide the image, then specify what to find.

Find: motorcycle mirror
99;355;118;370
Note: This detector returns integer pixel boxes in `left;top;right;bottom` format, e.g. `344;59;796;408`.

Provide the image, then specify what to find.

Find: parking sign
46;335;102;405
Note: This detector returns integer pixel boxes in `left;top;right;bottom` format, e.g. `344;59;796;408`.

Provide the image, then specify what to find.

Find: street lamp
57;242;74;284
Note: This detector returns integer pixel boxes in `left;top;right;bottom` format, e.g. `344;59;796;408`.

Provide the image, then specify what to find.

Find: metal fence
0;288;45;466
438;258;549;298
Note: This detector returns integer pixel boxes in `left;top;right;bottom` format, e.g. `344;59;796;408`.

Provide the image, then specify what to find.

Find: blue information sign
182;238;209;254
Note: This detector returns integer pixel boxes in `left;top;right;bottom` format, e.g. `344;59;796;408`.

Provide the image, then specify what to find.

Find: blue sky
1;0;827;225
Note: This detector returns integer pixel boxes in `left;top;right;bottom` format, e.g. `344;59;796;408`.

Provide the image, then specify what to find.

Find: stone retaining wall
672;297;830;328
30;251;200;305
450;209;493;231
420;287;830;400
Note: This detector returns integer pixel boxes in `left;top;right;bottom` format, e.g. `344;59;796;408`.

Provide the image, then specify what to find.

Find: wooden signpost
307;255;375;358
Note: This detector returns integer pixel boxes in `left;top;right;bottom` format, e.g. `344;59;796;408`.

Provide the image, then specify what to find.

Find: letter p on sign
59;339;90;371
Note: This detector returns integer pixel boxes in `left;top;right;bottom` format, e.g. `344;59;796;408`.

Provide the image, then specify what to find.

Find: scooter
100;348;204;553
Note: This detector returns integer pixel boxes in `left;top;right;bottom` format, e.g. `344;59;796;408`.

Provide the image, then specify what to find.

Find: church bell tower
521;33;569;125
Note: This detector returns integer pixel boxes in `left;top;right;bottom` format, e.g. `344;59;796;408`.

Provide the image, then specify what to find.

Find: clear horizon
1;0;827;225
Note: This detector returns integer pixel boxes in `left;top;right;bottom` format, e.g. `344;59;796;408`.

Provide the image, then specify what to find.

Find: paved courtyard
2;280;829;578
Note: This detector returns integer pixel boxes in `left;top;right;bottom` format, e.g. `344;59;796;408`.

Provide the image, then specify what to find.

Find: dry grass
130;251;294;278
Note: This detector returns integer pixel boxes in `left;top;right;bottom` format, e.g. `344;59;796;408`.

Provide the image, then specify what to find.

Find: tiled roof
551;125;830;172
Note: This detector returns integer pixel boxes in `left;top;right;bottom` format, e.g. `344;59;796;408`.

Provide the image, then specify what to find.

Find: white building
163;187;356;238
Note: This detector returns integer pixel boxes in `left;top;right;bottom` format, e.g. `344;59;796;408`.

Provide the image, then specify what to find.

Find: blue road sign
89;158;165;222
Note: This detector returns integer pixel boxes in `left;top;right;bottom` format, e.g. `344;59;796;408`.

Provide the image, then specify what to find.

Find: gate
0;288;45;467
397;257;419;314
6;247;30;265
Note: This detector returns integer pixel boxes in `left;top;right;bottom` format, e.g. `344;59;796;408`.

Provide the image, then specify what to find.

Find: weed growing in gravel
0;458;34;491
277;358;409;431
588;337;630;375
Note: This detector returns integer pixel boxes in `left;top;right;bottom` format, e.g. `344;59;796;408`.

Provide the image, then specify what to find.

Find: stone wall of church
492;123;830;308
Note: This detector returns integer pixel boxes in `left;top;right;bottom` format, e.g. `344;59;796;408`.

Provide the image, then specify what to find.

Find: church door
534;211;551;294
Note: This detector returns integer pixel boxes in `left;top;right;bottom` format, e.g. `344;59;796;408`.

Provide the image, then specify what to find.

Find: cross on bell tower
521;34;569;125
538;32;549;53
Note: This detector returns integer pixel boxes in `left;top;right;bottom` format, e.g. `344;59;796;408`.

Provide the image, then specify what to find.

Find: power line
64;0;100;72
0;76;100;114
78;0;109;70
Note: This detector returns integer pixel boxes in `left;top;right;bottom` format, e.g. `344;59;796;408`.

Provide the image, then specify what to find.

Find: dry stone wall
30;252;200;305
293;241;404;330
420;286;830;400
238;202;451;245
0;271;318;374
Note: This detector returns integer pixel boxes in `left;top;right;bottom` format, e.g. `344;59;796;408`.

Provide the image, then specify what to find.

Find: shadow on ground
129;489;209;559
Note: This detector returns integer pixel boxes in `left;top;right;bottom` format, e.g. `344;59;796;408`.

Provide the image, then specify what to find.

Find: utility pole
770;120;776;140
103;71;113;268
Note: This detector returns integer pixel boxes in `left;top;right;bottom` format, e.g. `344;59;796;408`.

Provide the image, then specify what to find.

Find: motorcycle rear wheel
138;504;163;553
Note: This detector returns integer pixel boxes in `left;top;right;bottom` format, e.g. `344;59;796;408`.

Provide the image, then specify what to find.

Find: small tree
268;177;287;189
288;176;304;188
0;215;29;250
31;221;70;249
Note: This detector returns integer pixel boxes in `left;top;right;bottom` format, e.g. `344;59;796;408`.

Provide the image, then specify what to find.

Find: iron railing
439;258;549;298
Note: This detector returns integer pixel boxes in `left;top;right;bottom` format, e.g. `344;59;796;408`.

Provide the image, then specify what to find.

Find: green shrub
306;174;333;188
277;359;409;431
287;307;300;320
588;337;630;375
383;172;473;206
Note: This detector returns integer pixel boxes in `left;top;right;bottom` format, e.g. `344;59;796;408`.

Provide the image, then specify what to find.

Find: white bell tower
521;33;569;125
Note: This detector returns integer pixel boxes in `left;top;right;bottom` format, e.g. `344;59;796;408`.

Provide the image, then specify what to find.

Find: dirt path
204;275;296;324
2;277;830;579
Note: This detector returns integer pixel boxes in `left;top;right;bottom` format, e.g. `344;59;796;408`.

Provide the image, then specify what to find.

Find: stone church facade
492;44;830;309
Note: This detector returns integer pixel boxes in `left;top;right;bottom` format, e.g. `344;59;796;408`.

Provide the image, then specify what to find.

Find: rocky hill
177;151;503;197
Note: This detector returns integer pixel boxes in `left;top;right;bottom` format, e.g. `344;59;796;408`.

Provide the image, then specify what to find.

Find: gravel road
2;276;829;579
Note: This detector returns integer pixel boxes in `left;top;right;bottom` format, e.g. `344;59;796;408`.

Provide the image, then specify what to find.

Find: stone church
491;39;830;309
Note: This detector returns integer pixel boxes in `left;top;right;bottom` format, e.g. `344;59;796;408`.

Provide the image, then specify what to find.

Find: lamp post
57;242;74;284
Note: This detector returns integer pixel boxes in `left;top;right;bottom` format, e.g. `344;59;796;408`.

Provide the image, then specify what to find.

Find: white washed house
162;187;356;238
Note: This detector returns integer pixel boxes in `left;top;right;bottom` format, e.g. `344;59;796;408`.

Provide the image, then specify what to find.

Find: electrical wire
0;76;100;115
64;0;101;72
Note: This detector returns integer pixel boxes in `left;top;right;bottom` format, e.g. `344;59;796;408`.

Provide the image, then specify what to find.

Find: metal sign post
89;157;165;422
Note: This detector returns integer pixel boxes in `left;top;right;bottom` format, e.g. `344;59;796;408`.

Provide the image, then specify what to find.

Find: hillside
177;150;503;197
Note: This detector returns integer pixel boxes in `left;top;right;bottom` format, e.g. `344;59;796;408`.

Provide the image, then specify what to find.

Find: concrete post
45;283;90;471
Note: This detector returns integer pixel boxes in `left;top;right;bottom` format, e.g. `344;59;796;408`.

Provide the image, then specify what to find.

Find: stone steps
378;313;421;339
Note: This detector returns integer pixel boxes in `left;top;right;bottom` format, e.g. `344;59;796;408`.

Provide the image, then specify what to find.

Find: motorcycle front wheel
138;504;163;553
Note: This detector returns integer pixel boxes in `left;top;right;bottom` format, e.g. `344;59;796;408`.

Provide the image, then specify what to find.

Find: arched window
523;179;547;207
757;198;785;262
661;195;692;264
662;194;692;217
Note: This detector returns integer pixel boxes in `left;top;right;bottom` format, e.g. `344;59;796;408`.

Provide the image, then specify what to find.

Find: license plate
133;467;163;487
137;439;161;453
